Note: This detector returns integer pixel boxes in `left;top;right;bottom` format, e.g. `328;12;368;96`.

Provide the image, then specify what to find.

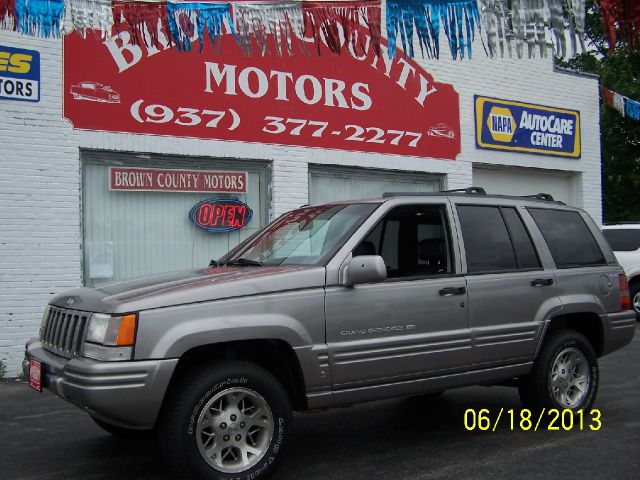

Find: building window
81;151;268;286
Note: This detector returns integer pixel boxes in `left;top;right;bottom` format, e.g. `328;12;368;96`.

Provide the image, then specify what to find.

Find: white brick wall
0;10;601;376
0;32;81;376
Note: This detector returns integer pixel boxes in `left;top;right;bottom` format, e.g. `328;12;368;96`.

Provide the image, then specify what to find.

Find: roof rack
382;187;486;198
443;187;487;195
381;188;559;203
521;193;555;201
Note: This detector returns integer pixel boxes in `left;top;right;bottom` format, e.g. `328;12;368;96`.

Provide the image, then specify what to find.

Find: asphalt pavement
1;326;639;480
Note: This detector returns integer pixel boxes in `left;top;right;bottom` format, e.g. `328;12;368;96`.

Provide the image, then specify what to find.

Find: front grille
41;306;90;359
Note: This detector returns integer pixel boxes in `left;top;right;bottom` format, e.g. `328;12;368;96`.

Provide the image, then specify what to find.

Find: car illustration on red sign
427;123;455;138
70;81;120;103
189;197;253;233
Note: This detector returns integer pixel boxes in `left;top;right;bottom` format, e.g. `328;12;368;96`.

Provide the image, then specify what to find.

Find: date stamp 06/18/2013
463;408;602;432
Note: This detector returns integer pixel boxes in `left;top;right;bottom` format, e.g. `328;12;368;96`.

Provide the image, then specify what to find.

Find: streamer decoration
302;1;381;56
0;0;18;31
386;0;480;60
112;1;171;49
17;0;65;38
68;0;114;39
167;2;234;52
234;1;304;56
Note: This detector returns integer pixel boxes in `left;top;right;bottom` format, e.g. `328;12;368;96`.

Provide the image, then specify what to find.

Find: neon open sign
189;197;253;233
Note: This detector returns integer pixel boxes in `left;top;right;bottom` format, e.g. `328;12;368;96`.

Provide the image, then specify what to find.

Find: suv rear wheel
158;361;291;480
518;330;598;411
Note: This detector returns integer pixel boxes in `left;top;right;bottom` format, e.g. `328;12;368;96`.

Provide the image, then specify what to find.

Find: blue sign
190;197;253;233
475;96;580;158
0;45;40;102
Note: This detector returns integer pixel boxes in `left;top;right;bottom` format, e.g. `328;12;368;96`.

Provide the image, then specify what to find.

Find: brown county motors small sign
109;167;247;193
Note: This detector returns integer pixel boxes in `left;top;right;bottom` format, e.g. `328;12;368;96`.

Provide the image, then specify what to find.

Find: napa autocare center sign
0;45;40;102
475;96;581;158
62;25;461;160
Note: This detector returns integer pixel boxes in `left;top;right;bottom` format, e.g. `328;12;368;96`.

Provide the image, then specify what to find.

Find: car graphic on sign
70;81;120;103
427;123;455;139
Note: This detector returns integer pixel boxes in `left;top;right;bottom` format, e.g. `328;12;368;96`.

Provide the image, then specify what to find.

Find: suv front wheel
518;330;599;411
158;361;291;480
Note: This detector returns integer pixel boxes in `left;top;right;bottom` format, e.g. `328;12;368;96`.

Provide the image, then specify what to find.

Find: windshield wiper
225;258;263;267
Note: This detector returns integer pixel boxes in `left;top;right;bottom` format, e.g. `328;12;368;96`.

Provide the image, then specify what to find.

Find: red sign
63;27;460;160
28;358;42;392
190;197;253;233
109;167;247;193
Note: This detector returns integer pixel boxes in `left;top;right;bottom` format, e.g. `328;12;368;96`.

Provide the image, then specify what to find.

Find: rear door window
457;205;517;273
528;208;606;268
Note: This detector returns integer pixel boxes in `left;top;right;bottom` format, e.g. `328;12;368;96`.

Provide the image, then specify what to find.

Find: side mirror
343;255;387;286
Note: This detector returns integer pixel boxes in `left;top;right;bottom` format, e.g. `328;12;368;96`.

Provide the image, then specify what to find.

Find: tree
556;0;640;222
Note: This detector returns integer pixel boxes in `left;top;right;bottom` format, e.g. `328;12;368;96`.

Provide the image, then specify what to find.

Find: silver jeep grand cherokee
24;189;636;480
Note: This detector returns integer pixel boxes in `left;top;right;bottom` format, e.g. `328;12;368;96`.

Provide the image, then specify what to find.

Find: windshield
220;203;378;266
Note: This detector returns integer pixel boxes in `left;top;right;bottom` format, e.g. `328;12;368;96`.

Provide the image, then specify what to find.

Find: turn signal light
619;274;631;311
116;314;138;346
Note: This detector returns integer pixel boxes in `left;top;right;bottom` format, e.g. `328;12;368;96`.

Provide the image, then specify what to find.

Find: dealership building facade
0;11;600;376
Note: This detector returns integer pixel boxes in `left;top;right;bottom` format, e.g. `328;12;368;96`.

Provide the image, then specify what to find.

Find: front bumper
23;340;178;429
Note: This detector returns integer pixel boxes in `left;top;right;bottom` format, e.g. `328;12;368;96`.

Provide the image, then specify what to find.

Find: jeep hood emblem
66;297;75;306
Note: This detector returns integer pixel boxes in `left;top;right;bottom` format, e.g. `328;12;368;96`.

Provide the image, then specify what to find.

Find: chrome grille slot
72;316;87;353
64;315;78;352
43;308;56;342
40;306;90;359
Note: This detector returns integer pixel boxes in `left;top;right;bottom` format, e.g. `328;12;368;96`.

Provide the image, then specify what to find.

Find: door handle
439;286;466;296
531;278;554;287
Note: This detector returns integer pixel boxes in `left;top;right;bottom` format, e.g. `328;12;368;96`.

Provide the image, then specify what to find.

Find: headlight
83;313;138;361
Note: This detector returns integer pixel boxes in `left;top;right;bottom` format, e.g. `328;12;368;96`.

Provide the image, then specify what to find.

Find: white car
602;223;640;318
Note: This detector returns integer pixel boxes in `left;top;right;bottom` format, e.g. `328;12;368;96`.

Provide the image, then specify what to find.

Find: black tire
630;281;640;320
157;361;292;480
518;330;598;411
91;416;152;437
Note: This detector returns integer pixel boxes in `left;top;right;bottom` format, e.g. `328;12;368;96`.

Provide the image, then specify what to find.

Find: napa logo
487;106;516;143
0;45;40;102
475;95;581;158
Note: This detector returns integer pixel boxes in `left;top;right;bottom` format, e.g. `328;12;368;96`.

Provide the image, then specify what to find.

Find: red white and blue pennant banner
601;87;640;121
1;0;591;59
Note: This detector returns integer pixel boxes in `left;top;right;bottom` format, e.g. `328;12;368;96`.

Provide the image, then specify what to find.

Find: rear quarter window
528;208;606;268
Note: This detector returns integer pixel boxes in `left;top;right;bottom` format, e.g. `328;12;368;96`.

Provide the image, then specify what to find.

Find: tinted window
502;208;541;269
528;208;606;268
354;205;451;278
602;229;640;252
457;206;517;273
